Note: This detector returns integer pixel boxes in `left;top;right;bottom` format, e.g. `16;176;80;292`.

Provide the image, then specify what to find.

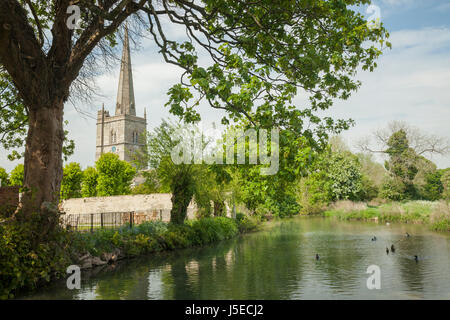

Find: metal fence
61;210;170;232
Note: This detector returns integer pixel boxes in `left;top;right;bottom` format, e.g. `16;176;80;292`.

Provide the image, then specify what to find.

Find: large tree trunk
15;100;65;233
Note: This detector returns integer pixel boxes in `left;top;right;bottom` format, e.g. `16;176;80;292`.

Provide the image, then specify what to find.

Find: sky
1;0;450;172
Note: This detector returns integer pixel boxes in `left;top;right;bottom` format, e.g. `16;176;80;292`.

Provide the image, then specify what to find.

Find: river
20;217;450;300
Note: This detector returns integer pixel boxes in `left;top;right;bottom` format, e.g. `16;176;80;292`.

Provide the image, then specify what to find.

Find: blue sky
1;0;450;171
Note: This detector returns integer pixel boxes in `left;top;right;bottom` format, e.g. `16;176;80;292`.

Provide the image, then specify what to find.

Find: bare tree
357;121;450;157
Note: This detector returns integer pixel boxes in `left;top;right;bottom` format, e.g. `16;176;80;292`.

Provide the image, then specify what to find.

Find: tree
329;135;350;154
420;171;443;201
414;156;438;200
0;1;388;230
0;166;9;187
194;164;232;217
441;169;450;200
358;121;450;157
96;153;135;196
379;176;406;201
327;152;363;201
60;162;83;200
299;149;364;205
357;153;387;188
383;129;419;198
9;164;24;187
234;129;310;217
375;129;447;200
141;120;206;224
131;170;161;195
81;166;98;198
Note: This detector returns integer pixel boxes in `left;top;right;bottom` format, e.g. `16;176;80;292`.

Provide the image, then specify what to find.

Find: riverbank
322;200;450;232
71;215;260;268
19;217;450;300
0;214;260;299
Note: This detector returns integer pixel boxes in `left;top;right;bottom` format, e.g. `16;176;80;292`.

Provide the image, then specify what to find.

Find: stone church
95;26;147;164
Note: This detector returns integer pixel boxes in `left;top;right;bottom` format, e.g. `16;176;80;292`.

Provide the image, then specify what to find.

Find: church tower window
133;131;139;144
110;130;117;144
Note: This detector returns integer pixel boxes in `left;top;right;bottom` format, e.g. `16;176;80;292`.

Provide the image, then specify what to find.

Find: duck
414;255;418;262
315;254;320;261
371;236;377;241
406;232;410;238
390;244;395;253
386;247;389;254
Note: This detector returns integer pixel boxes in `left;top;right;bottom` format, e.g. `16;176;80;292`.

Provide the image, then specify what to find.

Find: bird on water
386;247;389;254
414;255;419;262
371;236;377;241
406;232;410;238
391;244;395;253
316;254;320;261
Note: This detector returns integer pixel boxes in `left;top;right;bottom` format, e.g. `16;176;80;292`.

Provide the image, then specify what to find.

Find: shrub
380;176;406;201
235;213;260;233
0;222;72;299
186;217;238;245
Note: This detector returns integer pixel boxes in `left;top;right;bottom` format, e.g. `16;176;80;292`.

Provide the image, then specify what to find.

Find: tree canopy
8;163;24;187
96;153;136;196
0;0;389;228
60;162;83;200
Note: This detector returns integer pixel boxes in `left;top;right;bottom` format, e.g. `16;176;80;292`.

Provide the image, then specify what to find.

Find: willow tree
0;0;388;230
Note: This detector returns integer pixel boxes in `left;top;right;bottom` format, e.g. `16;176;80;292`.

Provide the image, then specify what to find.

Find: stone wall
60;193;198;222
0;186;20;217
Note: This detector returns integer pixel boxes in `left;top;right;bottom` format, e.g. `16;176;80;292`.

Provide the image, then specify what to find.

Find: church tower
96;25;147;165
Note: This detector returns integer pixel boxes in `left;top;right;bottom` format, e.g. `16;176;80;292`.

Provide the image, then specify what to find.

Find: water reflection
20;217;450;300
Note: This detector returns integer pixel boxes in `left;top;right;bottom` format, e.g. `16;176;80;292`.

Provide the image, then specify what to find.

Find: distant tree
96;154;135;197
0;166;8;187
440;169;450;200
299;148;365;206
358;121;450;157
60;163;83;200
357;152;387;185
131;170;161;195
329;135;350;153
358;175;379;201
420;171;444;201
379;176;406;201
326;152;363;201
81;167;98;198
9;164;24;187
382;130;419;199
414;156;438;200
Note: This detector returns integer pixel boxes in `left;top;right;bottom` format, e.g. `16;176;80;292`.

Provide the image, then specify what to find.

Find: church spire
115;23;136;116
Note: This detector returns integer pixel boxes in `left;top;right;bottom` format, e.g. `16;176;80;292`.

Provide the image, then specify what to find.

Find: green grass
323;200;450;232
